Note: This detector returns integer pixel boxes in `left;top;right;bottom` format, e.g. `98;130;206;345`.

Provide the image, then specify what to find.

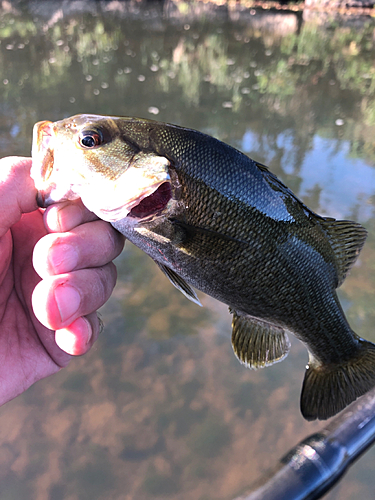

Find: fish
31;114;375;421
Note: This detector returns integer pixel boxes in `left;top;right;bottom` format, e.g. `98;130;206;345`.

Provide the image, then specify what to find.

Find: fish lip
36;189;56;208
33;121;55;181
31;120;56;207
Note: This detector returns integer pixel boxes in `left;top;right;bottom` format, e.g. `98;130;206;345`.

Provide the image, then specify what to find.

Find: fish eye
79;130;104;149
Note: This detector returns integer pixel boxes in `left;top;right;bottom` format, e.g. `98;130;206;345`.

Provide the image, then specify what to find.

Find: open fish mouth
127;181;172;219
77;162;173;223
95;179;173;222
35;178;173;221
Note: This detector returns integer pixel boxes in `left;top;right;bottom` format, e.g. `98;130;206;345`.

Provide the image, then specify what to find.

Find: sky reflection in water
242;130;375;221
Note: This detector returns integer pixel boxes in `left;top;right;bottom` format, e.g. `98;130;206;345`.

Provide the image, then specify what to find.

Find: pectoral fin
170;218;249;246
231;310;290;369
156;262;202;307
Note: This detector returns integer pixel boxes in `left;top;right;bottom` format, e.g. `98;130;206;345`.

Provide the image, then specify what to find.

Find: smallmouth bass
31;114;375;421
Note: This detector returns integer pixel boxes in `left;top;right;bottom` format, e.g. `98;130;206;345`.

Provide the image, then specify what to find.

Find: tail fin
300;339;375;421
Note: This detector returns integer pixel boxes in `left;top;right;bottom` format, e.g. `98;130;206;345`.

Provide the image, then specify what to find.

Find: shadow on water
1;1;375;499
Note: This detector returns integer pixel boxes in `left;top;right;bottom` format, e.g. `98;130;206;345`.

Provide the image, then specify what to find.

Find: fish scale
31;114;375;421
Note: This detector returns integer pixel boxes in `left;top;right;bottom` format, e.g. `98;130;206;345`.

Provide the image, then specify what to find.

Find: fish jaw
31;120;81;206
31;120;56;206
78;154;171;222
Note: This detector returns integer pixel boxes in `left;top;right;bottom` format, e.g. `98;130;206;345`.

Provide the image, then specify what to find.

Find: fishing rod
234;386;375;500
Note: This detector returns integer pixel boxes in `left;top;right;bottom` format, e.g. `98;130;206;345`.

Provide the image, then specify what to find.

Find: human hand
0;156;125;405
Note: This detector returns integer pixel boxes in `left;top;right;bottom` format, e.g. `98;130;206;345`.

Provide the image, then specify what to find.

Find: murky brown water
1;2;375;499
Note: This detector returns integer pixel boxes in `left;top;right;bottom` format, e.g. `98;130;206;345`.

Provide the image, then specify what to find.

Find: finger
0;157;38;238
33;220;125;277
32;263;117;331
55;311;102;356
44;198;99;233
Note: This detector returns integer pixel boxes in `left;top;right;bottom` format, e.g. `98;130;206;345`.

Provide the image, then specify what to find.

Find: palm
0;157;123;406
0;209;69;403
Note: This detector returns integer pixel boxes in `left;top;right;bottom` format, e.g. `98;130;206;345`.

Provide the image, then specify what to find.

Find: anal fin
231;310;290;369
156;262;202;307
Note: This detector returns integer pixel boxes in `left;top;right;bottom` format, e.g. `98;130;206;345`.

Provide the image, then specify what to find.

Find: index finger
44;198;99;232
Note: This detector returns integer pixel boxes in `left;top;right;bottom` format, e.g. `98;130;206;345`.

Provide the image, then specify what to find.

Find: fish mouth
128;181;172;219
31;120;57;207
91;178;173;223
33;121;55;182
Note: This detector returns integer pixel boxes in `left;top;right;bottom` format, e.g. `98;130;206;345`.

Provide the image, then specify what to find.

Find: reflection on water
1;2;375;499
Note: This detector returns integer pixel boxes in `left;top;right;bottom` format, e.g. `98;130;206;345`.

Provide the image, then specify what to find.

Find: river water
1;2;375;499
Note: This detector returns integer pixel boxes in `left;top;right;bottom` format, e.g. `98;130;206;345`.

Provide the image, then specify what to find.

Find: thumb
0;157;38;238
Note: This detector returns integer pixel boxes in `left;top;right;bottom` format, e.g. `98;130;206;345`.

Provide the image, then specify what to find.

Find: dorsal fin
320;218;367;287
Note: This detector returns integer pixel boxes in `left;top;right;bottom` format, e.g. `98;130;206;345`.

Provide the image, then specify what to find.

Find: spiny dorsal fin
156;262;202;307
230;309;290;369
320;218;367;287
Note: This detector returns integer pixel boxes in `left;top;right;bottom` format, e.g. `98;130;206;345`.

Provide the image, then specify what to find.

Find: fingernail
54;284;81;323
55;317;92;355
49;244;78;273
